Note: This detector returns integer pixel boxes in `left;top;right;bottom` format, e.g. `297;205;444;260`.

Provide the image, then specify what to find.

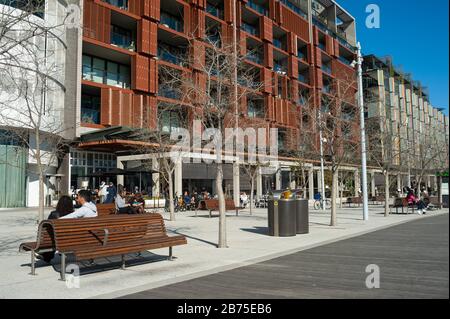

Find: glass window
92;58;105;83
106;61;119;86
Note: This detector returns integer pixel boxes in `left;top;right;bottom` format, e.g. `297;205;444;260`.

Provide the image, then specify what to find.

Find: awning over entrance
77;126;158;153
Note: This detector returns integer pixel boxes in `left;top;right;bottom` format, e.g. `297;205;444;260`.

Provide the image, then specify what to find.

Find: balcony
280;0;307;19
274;62;287;74
241;22;259;37
338;55;352;66
273;38;284;51
206;2;224;19
298;74;308;84
111;31;135;51
160;12;183;33
158;47;184;66
247;101;265;118
298;50;306;61
158;84;180;100
81;108;101;124
317;42;326;51
321;64;332;75
298;95;308;105
247;0;269;16
322;84;332;94
246;52;262;65
102;0;128;10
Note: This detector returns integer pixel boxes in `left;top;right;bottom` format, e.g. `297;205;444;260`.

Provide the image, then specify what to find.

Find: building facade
363;55;449;194
74;0;360;203
0;0;78;207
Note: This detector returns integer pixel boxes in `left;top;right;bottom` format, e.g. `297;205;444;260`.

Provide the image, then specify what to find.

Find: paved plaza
0;205;448;299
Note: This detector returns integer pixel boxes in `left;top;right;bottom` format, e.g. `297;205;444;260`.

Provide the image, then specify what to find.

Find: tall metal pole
356;42;369;221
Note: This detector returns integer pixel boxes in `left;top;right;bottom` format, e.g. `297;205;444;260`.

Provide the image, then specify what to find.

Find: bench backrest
225;199;237;209
96;203;117;217
204;199;219;210
205;199;237;210
42;214;167;251
34;222;56;250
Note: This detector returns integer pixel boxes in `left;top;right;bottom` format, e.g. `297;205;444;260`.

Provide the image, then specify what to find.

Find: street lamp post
355;42;369;221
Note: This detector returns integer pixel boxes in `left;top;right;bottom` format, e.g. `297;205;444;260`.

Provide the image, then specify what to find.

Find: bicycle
313;194;331;210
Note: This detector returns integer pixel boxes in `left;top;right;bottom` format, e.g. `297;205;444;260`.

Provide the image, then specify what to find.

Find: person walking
104;182;116;203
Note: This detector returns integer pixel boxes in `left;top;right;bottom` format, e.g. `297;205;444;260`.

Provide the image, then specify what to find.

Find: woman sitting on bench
116;185;140;214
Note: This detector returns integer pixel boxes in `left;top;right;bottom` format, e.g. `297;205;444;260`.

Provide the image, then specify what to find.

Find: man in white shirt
61;190;98;218
99;181;108;203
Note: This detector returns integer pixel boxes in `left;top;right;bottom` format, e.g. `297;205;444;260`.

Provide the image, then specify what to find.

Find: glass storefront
0;131;27;207
70;151;117;190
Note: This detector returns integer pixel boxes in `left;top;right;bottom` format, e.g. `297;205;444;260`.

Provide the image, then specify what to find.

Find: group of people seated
405;187;430;215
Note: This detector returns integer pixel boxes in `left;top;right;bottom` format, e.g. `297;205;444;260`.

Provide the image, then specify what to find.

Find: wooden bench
370;195;385;205
389;198;416;214
345;197;363;207
96;203;117;217
19;214;187;280
425;196;443;210
203;199;242;218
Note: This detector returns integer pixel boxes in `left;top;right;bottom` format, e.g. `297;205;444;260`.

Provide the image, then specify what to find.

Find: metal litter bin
268;191;297;237
295;198;309;234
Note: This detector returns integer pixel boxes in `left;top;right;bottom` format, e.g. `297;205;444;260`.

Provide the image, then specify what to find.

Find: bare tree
0;1;71;221
366;110;412;216
148;26;264;247
302;73;360;226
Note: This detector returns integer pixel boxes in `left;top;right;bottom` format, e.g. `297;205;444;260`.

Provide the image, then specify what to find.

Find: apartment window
160;11;184;33
160;110;181;134
102;0;128;10
2;0;45;18
247;98;265;118
82;54;130;89
111;25;135;51
81;94;101;124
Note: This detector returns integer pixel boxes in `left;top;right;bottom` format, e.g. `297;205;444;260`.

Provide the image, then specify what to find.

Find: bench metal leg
209;210;212;218
59;253;66;281
121;255;126;270
30;251;36;276
168;247;173;261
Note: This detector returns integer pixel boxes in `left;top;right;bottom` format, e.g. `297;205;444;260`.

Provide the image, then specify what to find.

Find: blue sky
338;0;449;114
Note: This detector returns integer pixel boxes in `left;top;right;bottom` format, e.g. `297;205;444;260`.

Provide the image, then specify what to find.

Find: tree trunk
217;163;227;248
38;172;45;222
384;171;389;217
330;169;338;227
249;178;254;215
339;181;343;209
168;172;175;221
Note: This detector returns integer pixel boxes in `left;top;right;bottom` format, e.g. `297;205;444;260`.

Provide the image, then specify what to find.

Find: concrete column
308;168;315;200
117;160;124;186
397;174;402;192
256;166;262;198
174;159;183;197
275;170;282;190
427;175;431;189
233;161;240;207
289;171;296;189
371;172;376;197
152;158;160;197
317;169;322;194
354;169;360;196
433;176;438;192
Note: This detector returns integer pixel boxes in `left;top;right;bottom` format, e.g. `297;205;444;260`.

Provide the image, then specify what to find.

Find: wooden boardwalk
121;214;449;299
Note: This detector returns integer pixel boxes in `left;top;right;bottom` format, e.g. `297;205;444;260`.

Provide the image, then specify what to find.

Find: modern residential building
363;54;449;195
0;0;79;207
73;0;360;204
